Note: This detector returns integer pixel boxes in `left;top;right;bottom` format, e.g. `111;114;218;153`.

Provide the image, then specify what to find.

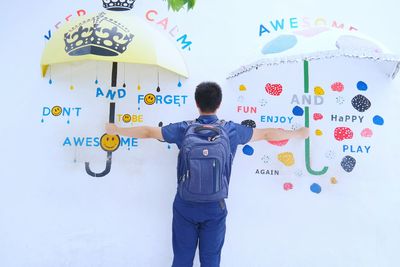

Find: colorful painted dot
314;86;325;96
361;128;373;138
334;127;354;141
351;94;371;112
373;115;384;125
330;177;338;184
357;81;368;91
158;122;163;127
283;183;293;191
310;183;322;194
261;34;298;54
241;119;256;128
292;106;304;116
313;113;323;121
315;129;323;136
137;85;141;91
178;81;182;87
265;83;283;96
331;82;344;92
278;152;295;167
49;79;53;85
239;84;247;91
341;156;356;172
243;145;254;156
268;139;289;146
95;79;98;84
70;85;75;90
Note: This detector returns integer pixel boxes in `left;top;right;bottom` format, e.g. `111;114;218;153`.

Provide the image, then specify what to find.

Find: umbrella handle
303;60;329;176
85;102;118;177
85;152;112;177
304;107;329;175
84;62;119;178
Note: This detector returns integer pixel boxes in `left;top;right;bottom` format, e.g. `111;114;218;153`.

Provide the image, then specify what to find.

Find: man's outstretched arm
250;127;309;142
105;123;163;140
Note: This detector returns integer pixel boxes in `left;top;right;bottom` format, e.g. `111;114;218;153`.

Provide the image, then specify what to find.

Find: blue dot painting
261;35;298;55
341;156;356;172
373;115;384;125
310;183;322;194
357;81;368;91
292;106;304;116
243;145;254;156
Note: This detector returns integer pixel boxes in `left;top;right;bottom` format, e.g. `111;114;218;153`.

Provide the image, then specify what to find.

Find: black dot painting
351;95;371;112
241;119;257;128
341;156;356;172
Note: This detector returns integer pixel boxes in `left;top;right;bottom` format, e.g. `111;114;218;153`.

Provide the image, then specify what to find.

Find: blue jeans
172;194;228;267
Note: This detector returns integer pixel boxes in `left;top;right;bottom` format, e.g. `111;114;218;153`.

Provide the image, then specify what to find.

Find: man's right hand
105;123;119;135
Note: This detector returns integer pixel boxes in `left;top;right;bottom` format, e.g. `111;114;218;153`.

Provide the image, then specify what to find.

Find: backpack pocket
186;157;222;195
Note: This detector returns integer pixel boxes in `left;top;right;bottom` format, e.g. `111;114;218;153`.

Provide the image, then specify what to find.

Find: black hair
194;82;222;113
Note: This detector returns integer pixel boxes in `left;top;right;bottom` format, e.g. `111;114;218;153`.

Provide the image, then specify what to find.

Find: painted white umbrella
227;27;400;177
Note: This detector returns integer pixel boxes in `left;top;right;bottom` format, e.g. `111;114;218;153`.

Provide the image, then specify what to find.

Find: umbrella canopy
226;28;400;186
228;28;400;79
41;11;189;78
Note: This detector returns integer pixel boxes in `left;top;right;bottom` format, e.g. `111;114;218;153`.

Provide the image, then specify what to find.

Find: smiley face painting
100;134;120;152
51;106;62;116
144;93;156;105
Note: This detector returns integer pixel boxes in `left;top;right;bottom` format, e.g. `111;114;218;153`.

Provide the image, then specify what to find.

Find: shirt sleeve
232;122;254;144
161;121;187;147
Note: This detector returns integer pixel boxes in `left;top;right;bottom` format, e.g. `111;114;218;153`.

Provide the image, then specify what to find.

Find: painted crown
64;12;134;57
102;0;136;11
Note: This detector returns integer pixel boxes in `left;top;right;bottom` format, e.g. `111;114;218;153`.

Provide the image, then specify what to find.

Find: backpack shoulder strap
183;119;199;135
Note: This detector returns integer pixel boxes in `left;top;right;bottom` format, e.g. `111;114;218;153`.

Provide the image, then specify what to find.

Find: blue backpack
177;120;232;202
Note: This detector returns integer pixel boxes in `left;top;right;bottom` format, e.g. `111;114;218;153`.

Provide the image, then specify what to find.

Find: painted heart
265;83;283;96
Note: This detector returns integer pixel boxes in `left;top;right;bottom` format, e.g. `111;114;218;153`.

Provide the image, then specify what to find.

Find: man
106;82;309;267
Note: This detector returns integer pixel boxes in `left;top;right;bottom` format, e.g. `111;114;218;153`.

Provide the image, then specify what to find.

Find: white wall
1;0;400;266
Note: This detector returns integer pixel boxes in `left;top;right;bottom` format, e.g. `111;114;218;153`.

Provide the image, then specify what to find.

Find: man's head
195;82;222;114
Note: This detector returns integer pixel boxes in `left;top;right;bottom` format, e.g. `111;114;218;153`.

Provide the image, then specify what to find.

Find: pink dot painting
331;82;344;92
334;127;354;141
283;183;293;191
313;113;323;121
268;139;289;146
361;128;373;138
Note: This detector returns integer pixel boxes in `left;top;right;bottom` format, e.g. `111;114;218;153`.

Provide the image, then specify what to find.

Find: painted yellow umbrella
41;11;189;78
41;10;189;177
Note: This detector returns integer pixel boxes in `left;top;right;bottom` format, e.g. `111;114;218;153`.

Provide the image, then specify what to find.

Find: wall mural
39;1;399;192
